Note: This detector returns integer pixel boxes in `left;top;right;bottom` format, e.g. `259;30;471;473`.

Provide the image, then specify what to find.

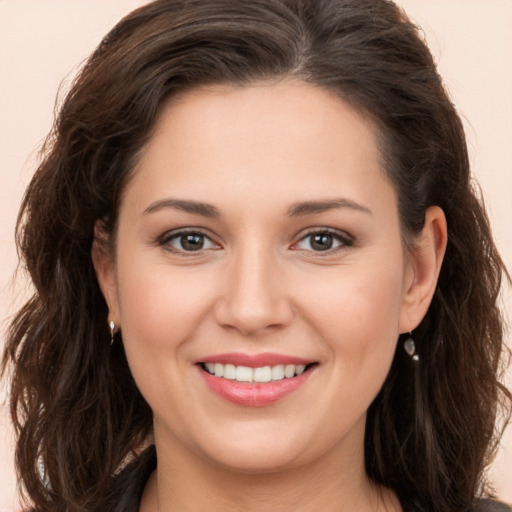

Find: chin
193;427;320;475
207;448;306;475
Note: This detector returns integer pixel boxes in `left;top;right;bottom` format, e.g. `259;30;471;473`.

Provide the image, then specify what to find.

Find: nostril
213;298;294;336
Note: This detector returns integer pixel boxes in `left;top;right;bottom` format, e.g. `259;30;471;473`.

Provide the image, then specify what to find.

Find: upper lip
198;352;315;367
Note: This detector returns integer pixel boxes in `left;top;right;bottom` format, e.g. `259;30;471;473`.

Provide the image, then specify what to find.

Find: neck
140;429;401;512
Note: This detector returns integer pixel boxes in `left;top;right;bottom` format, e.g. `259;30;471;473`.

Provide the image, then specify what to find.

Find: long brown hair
3;1;510;510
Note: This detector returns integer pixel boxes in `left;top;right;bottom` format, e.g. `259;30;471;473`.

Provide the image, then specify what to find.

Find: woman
2;0;511;511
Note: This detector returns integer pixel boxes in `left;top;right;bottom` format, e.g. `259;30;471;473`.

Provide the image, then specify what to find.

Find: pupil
311;234;333;251
181;234;204;251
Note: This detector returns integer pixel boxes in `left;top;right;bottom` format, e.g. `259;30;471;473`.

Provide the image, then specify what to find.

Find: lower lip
198;366;314;406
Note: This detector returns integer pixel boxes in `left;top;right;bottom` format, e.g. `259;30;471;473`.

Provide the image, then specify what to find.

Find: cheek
296;259;405;364
113;260;213;417
114;258;216;362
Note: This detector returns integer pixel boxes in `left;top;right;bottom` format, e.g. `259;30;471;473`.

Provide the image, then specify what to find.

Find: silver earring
404;333;419;362
109;321;115;345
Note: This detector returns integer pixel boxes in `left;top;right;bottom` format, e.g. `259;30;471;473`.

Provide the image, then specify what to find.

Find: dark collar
108;445;157;512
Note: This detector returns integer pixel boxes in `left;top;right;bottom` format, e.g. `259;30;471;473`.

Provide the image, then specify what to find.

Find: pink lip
198;352;313;367
196;353;317;407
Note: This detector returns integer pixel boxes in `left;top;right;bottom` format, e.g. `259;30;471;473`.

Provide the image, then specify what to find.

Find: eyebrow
142;197;371;218
143;199;220;218
287;198;372;217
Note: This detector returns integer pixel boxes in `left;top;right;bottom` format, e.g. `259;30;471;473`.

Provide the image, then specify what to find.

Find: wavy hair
3;0;510;510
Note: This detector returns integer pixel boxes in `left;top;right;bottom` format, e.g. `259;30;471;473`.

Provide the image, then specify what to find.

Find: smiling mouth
199;362;317;383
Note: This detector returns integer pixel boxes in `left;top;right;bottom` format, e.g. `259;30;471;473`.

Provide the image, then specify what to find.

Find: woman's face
95;80;442;474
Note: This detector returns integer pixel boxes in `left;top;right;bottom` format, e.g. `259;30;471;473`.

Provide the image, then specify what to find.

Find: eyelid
291;227;354;253
157;227;221;254
155;226;353;255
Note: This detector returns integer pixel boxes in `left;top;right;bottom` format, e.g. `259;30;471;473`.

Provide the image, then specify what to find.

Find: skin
93;80;447;512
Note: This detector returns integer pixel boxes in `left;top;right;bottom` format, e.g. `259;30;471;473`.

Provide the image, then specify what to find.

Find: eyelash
157;229;220;256
292;228;354;255
157;227;354;256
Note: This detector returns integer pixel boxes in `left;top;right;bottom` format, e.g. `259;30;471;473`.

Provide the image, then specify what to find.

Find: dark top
109;445;511;512
108;445;157;512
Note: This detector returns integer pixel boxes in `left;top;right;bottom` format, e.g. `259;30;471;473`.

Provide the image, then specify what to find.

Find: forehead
123;80;394;216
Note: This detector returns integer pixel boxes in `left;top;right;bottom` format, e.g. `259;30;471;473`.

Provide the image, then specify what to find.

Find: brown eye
310;233;334;251
295;230;352;253
179;233;205;251
160;230;218;253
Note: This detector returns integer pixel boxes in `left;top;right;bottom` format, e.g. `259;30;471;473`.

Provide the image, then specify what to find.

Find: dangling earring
109;320;115;345
404;332;419;362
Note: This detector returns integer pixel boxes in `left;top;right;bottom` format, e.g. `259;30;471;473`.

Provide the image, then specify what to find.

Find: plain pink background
1;1;511;509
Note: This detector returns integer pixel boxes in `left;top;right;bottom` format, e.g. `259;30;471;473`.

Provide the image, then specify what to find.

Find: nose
213;245;293;336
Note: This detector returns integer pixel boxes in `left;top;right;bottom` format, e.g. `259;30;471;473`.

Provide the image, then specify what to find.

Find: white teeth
214;363;224;377
224;364;236;380
236;366;253;382
253;366;272;383
284;364;296;378
271;365;285;380
203;362;310;382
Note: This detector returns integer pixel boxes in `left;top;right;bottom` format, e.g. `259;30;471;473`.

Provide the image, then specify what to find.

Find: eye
159;230;219;253
294;229;352;253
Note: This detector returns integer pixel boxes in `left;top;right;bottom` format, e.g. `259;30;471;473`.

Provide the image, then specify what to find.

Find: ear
399;206;447;333
91;220;120;326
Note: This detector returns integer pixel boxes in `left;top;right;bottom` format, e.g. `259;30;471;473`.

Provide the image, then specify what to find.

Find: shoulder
105;444;157;512
15;447;157;512
474;499;512;512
